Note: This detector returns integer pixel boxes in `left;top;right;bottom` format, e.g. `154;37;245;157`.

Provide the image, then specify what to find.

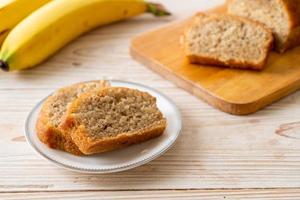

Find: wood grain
130;5;300;115
2;189;300;200
2;0;300;198
1;89;300;192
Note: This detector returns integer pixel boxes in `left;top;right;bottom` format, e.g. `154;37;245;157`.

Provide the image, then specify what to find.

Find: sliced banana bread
63;87;167;155
183;13;273;70
228;0;300;52
36;80;110;155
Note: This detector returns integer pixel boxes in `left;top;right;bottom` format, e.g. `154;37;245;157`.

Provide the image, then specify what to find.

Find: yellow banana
0;0;51;46
0;0;170;71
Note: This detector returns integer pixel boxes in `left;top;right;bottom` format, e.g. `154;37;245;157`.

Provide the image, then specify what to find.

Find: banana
0;0;51;46
0;0;170;71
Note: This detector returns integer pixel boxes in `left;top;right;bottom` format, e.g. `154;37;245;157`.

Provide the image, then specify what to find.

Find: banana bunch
0;0;51;45
0;0;170;71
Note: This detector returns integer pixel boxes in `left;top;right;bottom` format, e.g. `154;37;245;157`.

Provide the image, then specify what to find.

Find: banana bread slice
36;80;110;155
63;87;167;155
183;13;273;70
228;0;300;52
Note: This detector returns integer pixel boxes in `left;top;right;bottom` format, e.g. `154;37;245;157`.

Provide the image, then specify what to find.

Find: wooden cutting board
130;5;300;115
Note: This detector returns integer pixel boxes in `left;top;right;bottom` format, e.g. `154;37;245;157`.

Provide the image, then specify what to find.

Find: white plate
25;80;182;173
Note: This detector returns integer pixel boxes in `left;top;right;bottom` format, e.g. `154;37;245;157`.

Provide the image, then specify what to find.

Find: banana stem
146;2;171;16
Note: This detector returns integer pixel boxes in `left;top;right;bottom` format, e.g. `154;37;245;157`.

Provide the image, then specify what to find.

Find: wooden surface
1;0;300;199
131;4;300;115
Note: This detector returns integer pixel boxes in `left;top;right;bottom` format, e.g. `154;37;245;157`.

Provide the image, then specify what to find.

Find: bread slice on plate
36;80;110;155
63;87;167;155
183;13;273;70
228;0;300;53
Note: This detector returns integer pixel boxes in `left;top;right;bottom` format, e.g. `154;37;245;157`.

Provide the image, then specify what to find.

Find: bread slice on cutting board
62;87;167;155
183;13;273;70
228;0;300;53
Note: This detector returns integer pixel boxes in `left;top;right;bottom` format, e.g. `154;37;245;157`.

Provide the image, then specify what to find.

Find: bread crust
279;0;300;52
65;118;166;155
62;87;167;155
36;80;109;155
36;95;83;155
187;54;266;70
183;13;273;70
228;0;300;52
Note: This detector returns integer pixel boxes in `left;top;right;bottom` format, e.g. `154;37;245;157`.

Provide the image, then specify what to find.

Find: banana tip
0;60;9;71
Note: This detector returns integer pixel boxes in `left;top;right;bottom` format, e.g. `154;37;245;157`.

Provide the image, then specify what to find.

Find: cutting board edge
130;42;300;115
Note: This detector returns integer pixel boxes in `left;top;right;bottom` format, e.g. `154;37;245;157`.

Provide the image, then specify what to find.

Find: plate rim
24;79;182;174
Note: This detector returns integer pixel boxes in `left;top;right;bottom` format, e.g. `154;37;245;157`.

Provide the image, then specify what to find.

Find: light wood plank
2;189;300;200
1;89;300;191
2;0;300;195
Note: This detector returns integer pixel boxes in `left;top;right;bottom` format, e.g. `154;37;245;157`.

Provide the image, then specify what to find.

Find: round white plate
25;80;182;173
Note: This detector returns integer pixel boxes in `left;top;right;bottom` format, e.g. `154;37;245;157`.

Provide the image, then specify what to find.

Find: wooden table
1;0;300;199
